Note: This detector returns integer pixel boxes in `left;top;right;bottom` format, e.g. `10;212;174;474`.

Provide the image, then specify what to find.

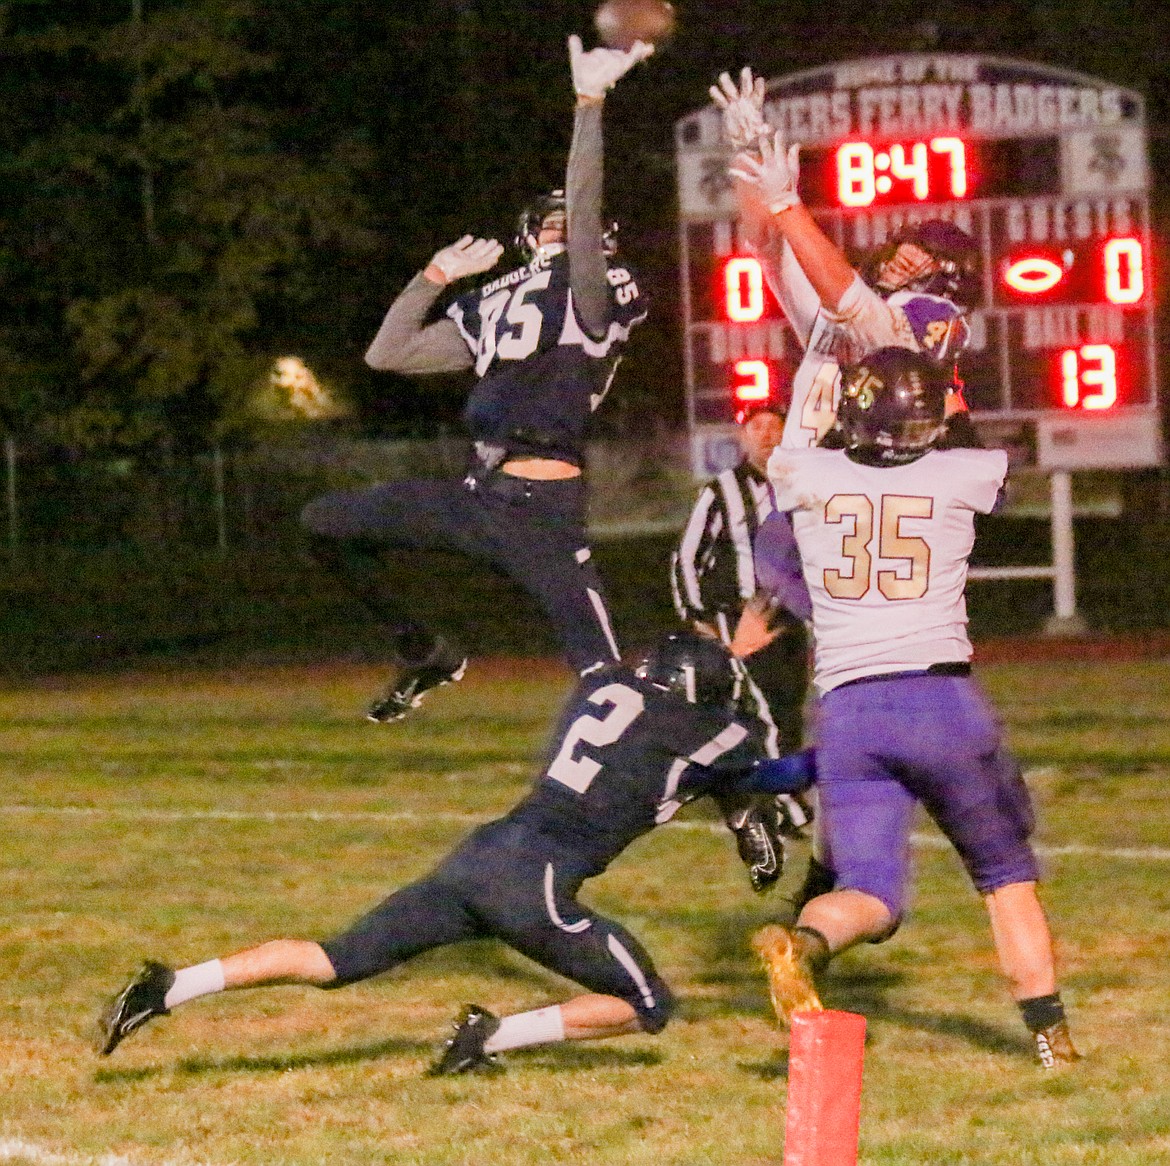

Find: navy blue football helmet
838;347;949;464
514;189;618;260
635;631;740;710
865;219;980;306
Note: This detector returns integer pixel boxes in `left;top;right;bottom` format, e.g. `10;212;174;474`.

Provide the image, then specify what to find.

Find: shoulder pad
888;292;970;362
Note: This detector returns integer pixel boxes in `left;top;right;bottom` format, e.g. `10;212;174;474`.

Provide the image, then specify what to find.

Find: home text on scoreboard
675;54;1160;475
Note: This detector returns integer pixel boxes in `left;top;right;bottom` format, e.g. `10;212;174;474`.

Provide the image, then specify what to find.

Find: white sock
163;959;226;1010
483;1005;565;1054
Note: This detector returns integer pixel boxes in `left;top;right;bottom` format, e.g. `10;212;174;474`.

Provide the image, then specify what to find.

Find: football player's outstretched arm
565;97;609;338
364;236;502;375
566;35;652;337
730;131;857;312
711;68;819;346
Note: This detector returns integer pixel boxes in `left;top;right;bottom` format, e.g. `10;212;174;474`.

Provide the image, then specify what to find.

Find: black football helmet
514;189;618;260
865;219;980;306
838;347;949;465
635;631;740;710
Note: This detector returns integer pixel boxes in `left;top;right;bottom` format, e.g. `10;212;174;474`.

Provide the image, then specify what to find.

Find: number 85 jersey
768;446;1007;691
447;246;647;465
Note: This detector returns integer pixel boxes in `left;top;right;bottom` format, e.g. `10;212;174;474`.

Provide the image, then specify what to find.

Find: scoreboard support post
1045;469;1089;635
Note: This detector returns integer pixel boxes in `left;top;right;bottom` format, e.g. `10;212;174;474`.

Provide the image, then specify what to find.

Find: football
593;0;676;50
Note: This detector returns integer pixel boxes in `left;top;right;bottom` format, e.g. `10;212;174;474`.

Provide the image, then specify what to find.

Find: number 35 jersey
500;667;764;876
447;246;647;465
768;446;1008;690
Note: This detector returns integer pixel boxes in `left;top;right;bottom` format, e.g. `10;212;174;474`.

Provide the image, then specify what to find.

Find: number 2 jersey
447;245;646;464
767;446;1008;691
498;666;802;878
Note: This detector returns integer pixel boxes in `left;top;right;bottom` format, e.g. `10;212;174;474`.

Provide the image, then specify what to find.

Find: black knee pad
636;980;676;1034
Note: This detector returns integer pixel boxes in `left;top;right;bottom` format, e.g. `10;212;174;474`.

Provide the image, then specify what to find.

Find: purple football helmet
838;347;949;464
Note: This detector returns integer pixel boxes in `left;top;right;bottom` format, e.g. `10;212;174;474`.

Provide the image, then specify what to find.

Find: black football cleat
368;640;468;724
428;1004;502;1076
96;960;175;1055
1034;1019;1082;1068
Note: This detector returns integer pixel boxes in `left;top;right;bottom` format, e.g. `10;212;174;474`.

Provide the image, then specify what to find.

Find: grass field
2;654;1170;1165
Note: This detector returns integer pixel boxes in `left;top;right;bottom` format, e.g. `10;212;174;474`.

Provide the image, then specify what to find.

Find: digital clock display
796;137;1061;209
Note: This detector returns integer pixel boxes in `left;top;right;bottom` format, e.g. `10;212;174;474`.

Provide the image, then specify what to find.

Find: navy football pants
301;472;620;674
320;819;674;1032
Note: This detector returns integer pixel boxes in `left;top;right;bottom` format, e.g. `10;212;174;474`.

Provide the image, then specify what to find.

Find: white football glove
569;34;654;100
428;235;504;283
729;129;802;214
709;67;769;151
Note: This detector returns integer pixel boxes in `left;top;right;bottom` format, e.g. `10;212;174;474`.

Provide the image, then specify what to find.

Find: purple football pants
814;673;1038;921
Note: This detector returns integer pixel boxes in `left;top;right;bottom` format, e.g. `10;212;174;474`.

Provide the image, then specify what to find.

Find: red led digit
838;143;876;207
724;257;765;322
835;138;971;206
1004;256;1065;294
929;138;968;197
733;360;770;402
1060;345;1118;410
889;142;929;199
1103;238;1144;305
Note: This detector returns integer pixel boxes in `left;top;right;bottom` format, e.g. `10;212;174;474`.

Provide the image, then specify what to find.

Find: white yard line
0;1135;221;1166
2;801;1169;862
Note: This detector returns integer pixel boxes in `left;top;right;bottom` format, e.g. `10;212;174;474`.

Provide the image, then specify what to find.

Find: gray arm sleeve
566;101;610;338
363;272;475;375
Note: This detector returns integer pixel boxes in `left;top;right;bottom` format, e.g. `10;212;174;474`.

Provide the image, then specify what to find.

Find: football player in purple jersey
301;36;652;723
710;67;985;907
753;348;1080;1069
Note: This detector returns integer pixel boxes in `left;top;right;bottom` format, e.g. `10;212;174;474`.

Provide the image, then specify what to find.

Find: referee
671;404;811;777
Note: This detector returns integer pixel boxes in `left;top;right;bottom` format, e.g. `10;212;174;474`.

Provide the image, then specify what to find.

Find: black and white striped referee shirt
670;460;774;643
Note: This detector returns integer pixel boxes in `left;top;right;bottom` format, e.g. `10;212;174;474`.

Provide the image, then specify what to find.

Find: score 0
724;257;766;322
838;138;968;207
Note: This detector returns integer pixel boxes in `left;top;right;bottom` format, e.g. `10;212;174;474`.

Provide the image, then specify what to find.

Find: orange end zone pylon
782;1010;867;1166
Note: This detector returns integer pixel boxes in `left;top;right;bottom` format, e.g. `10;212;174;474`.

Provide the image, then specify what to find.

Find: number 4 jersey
768;446;1008;690
779;273;969;450
447;245;647;465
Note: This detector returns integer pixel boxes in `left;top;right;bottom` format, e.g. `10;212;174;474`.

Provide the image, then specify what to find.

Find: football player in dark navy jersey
446;201;644;467
96;633;815;1074
301;35;651;723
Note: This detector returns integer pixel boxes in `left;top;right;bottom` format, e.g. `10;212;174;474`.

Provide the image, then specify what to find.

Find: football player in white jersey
754;348;1080;1068
711;68;983;908
710;68;976;450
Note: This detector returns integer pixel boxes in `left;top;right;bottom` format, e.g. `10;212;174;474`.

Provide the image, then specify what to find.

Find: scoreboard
675;54;1162;475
